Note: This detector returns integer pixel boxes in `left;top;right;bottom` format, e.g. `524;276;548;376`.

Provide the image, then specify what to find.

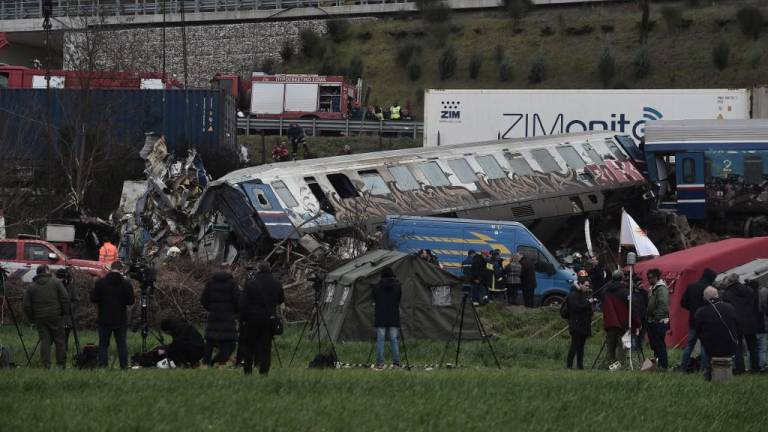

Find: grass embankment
238;134;419;162
2;305;766;430
281;0;768;118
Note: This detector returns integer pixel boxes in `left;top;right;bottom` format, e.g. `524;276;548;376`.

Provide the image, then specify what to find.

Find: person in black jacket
240;261;285;375
679;268;717;372
722;273;761;373
565;281;595;369
695;287;738;380
520;254;538;308
372;267;402;368
200;270;240;366
90;261;135;369
469;251;489;305
160;318;205;367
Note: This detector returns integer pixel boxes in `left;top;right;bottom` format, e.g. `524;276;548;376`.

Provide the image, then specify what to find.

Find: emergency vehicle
0;238;107;283
0;64;183;91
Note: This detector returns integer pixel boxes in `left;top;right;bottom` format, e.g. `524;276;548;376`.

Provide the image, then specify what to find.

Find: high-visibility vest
99;242;118;265
390;105;401;120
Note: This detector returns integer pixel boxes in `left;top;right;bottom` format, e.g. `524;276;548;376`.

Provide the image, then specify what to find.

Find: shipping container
0;88;237;158
423;89;755;147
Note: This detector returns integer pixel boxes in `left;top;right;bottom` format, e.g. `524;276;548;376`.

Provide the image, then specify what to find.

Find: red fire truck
0;64;183;91
211;72;361;120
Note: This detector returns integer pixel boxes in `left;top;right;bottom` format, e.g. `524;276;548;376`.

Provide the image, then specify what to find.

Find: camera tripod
288;284;338;367
591;331;646;370
0;266;32;365
440;291;501;369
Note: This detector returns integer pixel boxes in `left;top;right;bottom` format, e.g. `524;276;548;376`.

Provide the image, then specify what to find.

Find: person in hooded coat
372;266;402;368
200;270;240;366
679;268;717;372
696;287;739;380
722;273;761;373
24;264;70;369
600;270;639;368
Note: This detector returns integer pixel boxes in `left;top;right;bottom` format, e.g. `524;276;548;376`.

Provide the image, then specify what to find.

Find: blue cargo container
0;88;237;157
384;215;577;306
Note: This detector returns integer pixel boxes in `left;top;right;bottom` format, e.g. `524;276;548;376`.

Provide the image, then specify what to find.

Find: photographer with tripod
23;265;70;369
91;261;135;369
240;261;285;376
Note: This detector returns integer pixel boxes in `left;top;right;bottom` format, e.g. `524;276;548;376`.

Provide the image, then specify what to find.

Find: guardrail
237;117;423;138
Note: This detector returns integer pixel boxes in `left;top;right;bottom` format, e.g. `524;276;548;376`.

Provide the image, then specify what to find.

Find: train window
327;173;359;199
704;158;712;182
504;152;533;176
388;166;420;191
447;159;478;183
359;170;391;195
255;191;272;209
556;146;586;170
304;177;336;214
605;142;627;160
744;155;763;184
418;161;450;187
682;158;696;183
531;149;561;172
0;73;8;89
271;181;298;208
581;143;602;164
475;155;506;179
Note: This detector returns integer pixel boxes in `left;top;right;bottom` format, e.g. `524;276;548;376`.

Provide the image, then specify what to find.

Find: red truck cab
0;64;183;91
0;238;107;282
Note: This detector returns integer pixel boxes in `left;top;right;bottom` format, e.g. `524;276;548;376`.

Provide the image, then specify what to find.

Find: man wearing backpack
23;264;70;369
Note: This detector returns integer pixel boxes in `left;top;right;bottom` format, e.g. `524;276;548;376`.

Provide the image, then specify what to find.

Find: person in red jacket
600;269;640;369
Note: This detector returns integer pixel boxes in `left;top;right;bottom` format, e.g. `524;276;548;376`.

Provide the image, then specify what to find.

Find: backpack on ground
559;301;570;319
74;344;99;369
308;352;338;369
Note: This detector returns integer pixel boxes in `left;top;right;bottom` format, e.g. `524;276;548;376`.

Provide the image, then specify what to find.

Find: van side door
517;245;556;300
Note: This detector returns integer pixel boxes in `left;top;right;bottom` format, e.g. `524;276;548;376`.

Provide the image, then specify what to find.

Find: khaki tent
320;249;481;343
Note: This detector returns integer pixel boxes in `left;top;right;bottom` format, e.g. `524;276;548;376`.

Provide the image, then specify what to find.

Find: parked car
0;238;107;283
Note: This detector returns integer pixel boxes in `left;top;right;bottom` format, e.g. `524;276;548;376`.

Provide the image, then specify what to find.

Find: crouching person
159;318;205;368
373;267;402;369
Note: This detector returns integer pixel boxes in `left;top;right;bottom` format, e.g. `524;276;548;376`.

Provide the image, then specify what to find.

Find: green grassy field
280;0;768;118
3;305;768;431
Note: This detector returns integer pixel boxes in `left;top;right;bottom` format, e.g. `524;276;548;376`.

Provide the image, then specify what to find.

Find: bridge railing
0;0;394;21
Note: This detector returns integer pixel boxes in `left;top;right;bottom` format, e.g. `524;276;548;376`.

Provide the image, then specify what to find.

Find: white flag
620;210;660;257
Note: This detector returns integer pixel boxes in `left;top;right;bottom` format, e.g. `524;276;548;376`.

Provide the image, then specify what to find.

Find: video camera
308;270;326;302
128;260;156;292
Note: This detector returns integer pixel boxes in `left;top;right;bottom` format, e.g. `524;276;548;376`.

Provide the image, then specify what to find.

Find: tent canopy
635;237;768;347
320;249;481;343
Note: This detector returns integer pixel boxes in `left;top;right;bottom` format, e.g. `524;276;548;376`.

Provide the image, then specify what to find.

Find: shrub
299;28;321;58
712;39;730;70
502;0;531;25
498;59;513;82
319;47;339;75
736;6;765;40
597;48;616;88
280;40;294;62
357;31;372;41
540;26;555;37
633;47;652;79
326;20;350;43
417;0;452;24
660;6;683;32
348;56;363;79
407;60;422;81
395;42;420;67
494;44;505;64
528;53;547;84
260;58;276;74
438;46;457;81
685;0;700;7
750;49;761;69
565;25;593;36
468;51;483;80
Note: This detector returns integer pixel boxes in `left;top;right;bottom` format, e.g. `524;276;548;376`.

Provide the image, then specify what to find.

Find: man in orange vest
99;239;118;266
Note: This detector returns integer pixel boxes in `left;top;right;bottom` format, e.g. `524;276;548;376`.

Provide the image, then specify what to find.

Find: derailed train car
194;132;649;251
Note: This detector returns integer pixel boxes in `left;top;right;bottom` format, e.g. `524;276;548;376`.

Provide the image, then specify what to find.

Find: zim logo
440;100;461;120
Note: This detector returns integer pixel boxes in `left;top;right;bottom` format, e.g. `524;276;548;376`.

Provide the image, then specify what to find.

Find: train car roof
215;131;622;185
385;215;527;229
645;119;768;146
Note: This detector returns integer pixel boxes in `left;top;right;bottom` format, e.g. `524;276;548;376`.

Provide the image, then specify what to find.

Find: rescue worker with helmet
575;270;591;291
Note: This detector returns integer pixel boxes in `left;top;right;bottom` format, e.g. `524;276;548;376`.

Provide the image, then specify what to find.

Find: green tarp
320;250;481;343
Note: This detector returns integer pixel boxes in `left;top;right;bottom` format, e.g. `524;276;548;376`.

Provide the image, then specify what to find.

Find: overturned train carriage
194;132;649;251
